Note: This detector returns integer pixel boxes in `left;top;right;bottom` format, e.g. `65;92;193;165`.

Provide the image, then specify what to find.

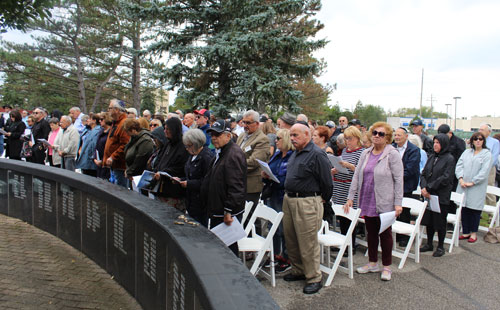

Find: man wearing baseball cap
410;119;433;155
194;109;211;148
201;119;247;255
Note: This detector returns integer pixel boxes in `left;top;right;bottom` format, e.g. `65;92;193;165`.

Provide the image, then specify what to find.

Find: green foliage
131;0;326;115
323;104;353;125
170;96;192;115
0;0;54;32
390;106;449;119
352;100;387;128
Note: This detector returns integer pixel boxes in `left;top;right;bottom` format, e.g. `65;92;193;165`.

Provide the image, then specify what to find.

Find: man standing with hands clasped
282;120;333;294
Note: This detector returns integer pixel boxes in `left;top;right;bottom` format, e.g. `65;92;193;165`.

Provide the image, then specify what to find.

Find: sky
313;0;500;118
2;1;500;118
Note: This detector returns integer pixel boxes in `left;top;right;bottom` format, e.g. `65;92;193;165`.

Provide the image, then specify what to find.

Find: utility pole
453;97;461;131
445;103;452;125
419;68;424;118
427;94;436;130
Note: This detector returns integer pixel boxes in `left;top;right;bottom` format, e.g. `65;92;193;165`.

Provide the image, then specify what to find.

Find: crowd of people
1;102;500;295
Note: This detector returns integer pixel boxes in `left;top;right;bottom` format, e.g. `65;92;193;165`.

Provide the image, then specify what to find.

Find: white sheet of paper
30;133;35;145
327;154;349;174
256;159;280;183
95;150;100;161
379;211;396;234
37;138;51;146
159;171;173;178
210;217;247;246
429;195;441;213
132;176;142;192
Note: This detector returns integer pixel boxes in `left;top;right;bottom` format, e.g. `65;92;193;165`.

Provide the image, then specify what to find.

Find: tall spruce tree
131;0;326;116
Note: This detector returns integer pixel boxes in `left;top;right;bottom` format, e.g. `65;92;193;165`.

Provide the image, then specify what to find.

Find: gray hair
49;117;60;125
60;115;72;124
109;99;127;112
167;112;181;120
297;113;308;123
69;107;81;113
81;114;89;123
336;133;345;146
143;109;152;116
182;129;206;150
243;110;259;122
408;134;423;149
480;123;492;132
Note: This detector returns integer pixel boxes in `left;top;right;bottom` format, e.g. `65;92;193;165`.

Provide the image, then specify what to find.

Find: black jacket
155;118;189;198
448;133;466;164
201;140;247;218
392;141;421;193
6;120;26;159
420;134;455;206
184;146;214;219
29;119;51;164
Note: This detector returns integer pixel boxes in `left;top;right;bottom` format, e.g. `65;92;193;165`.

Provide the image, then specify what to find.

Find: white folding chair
237;203;283;287
241;201;254;226
391;198;427;269
446;192;465;252
412;186;422;197
479;186;500;232
318;204;361;286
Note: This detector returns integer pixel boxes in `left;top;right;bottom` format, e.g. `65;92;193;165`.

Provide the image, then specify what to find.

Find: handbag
484;226;500;243
21;141;33;158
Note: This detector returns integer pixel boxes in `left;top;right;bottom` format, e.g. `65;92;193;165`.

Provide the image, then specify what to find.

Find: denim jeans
112;169;129;188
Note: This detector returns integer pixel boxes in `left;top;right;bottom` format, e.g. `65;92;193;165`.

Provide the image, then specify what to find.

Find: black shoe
399;240;408;247
276;262;292;274
433;247;445;257
303;282;322;294
284;273;306;282
420;244;433;252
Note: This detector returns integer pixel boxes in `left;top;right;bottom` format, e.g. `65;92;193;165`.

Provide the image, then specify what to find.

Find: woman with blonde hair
262;128;295;273
345;121;403;281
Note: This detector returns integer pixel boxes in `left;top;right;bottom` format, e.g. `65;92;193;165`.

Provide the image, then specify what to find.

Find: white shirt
396;140;408;158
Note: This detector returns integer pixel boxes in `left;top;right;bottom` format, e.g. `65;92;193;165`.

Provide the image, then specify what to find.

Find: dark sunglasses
276;136;282;141
472;137;484;141
372;130;386;137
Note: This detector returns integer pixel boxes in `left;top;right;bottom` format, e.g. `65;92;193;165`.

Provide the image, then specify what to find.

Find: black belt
286;191;321;198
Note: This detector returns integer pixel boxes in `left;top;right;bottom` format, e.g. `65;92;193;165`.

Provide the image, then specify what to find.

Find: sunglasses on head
372;130;386;137
472;137;483;141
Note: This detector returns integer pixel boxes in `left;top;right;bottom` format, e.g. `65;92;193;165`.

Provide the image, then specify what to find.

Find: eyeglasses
184;143;194;149
243;121;256;125
472;137;484;141
276;136;282;141
151;123;159;128
345;136;354;141
372;130;386;137
34;112;41;114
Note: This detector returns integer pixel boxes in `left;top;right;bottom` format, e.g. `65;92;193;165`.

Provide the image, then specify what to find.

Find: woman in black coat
174;129;214;227
4;110;26;160
419;133;455;257
153;117;189;211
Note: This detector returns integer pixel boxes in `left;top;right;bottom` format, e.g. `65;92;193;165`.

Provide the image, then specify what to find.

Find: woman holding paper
4;110;26;160
345;122;403;281
261;128;294;272
455;131;492;243
419;134;455;256
46;118;63;166
332;126;364;251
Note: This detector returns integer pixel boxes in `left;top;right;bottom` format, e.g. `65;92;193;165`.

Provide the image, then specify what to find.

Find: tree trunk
132;20;141;113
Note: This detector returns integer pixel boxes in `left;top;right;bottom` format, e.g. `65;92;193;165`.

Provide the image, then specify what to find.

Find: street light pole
445;103;451;125
453;97;461;131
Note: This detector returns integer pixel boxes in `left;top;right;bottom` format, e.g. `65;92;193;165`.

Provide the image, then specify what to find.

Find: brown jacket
103;113;130;170
236;128;270;193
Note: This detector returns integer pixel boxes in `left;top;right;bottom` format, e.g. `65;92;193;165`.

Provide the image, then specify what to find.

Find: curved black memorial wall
0;159;279;310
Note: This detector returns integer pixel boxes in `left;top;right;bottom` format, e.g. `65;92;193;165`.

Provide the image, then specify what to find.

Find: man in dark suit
393;127;421;246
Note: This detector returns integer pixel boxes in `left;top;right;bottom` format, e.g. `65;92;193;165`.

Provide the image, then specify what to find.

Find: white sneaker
381;267;392;281
356;263;381;274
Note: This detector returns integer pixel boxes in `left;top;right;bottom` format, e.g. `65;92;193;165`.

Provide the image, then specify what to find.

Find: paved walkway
0;214;141;310
262;231;500;309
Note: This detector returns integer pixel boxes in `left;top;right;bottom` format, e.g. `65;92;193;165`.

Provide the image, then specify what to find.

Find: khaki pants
283;194;323;283
486;167;496;206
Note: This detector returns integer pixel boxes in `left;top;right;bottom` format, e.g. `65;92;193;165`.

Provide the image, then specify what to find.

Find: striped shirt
332;147;364;207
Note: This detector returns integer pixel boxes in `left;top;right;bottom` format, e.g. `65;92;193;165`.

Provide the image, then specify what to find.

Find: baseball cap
437;124;450;134
194;109;210;119
325;120;336;128
348;119;361;126
411;119;423;126
207;119;231;134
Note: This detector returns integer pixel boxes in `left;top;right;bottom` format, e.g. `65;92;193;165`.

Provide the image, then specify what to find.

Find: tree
323;104;353;125
294;77;332;121
130;0;326;116
0;0;53;32
140;87;156;114
352;100;387;128
390;106;448;119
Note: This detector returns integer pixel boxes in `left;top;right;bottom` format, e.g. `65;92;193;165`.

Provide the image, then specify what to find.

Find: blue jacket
263;149;293;203
392;141;421;193
76;125;101;170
